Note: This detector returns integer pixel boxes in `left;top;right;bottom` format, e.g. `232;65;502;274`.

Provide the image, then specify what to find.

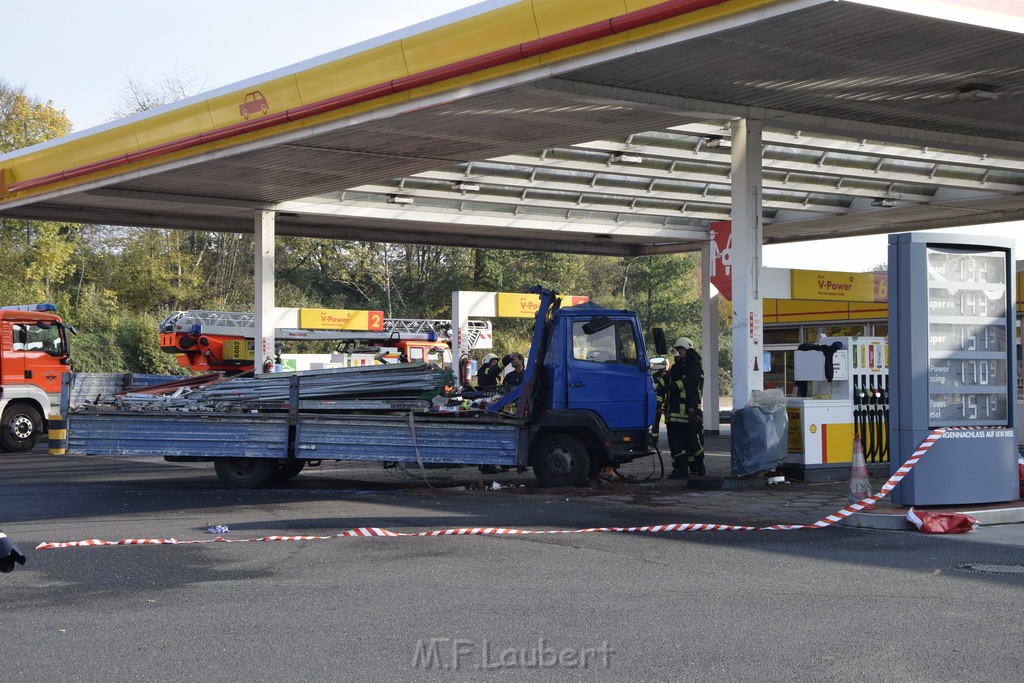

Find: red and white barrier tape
36;427;954;551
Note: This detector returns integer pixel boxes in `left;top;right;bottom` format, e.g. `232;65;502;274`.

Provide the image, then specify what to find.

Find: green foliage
69;328;126;374
620;254;700;331
98;229;203;312
70;311;187;375
3;219;716;377
716;297;734;397
115;315;185;374
490;320;535;360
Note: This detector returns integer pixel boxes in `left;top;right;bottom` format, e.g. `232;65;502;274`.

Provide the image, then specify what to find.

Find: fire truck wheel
270;460;306;483
531;434;590;488
0;404;43;453
213;457;276;489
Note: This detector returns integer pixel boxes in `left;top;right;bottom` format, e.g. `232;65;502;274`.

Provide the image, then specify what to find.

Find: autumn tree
108;70;207;121
0;79;72;152
0;80;77;304
620;252;702;335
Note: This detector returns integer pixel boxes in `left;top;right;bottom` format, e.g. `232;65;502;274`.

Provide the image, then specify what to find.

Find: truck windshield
425;347;449;367
13;322;66;357
572;320;638;366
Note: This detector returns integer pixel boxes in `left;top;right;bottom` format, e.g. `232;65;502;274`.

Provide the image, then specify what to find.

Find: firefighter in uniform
477;353;502;388
477;352;523;389
661;337;705;478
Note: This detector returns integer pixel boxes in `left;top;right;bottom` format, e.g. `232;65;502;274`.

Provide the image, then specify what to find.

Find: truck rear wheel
532;434;590;487
214;457;276;488
0;404;43;453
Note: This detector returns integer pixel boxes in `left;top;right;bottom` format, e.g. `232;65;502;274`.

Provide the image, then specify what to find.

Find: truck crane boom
158;308;492;373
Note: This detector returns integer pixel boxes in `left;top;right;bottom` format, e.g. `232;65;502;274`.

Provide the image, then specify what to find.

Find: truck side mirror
652;328;667;355
582;316;613;335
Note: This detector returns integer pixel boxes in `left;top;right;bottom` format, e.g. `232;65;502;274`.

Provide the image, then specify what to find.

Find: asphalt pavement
3;442;1024;681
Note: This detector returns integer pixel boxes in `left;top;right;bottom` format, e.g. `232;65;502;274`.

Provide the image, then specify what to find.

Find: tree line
0;78;732;392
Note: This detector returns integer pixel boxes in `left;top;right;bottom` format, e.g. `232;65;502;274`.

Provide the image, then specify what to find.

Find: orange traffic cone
849;434;873;506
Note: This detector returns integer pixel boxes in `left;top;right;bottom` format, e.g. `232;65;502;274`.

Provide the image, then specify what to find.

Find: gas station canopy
2;0;1024;257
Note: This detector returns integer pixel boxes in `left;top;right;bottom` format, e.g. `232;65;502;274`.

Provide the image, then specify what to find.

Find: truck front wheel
0;404;43;453
532;434;591;487
214;457;276;488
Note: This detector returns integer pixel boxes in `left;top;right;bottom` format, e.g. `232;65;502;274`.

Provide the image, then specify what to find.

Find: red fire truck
0;304;73;452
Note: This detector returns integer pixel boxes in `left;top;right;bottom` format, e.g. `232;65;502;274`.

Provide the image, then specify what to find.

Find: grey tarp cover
730;390;788;477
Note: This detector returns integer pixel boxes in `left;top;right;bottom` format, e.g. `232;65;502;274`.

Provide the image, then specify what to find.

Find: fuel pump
853;339;889;463
784;336;888;480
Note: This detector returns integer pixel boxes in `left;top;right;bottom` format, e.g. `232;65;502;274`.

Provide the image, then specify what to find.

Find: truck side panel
67;412;290;458
66;410;522;467
295;414;522;466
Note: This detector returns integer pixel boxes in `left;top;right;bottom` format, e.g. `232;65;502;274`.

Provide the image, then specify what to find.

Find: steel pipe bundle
72;364;452;412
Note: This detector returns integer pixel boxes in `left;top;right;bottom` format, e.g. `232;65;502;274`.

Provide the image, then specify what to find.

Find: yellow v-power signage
298;308;385;331
495;293;589;318
496;294;544;318
791;270;888;303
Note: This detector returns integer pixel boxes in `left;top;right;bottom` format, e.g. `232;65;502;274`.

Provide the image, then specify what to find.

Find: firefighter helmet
482;353;498;363
674;337;694;351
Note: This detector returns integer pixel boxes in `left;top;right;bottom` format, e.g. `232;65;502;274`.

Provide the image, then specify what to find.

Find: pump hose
881;402;890;462
853;405;863;460
862;404;872;462
878;405;886;461
867;415;875;462
858;403;870;461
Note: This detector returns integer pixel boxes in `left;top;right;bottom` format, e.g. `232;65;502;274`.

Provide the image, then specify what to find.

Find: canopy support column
701;242;721;433
729;118;765;410
254;209;276;374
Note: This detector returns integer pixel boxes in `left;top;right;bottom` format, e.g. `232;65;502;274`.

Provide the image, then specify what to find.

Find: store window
764;327;801;345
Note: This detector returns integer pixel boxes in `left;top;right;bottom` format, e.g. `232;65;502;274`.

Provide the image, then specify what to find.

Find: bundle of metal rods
76;363;452;412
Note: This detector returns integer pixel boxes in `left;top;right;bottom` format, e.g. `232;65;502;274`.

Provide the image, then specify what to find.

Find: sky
4;0;1020;271
762;224;1022;273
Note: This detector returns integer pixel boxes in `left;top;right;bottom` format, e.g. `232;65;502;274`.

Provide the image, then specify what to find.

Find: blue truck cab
489;287;658;486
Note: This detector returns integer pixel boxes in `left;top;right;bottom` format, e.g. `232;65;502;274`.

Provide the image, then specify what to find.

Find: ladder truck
158;309;492;374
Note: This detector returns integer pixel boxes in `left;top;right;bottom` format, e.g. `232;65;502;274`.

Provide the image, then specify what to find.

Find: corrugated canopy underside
3;2;1024;256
